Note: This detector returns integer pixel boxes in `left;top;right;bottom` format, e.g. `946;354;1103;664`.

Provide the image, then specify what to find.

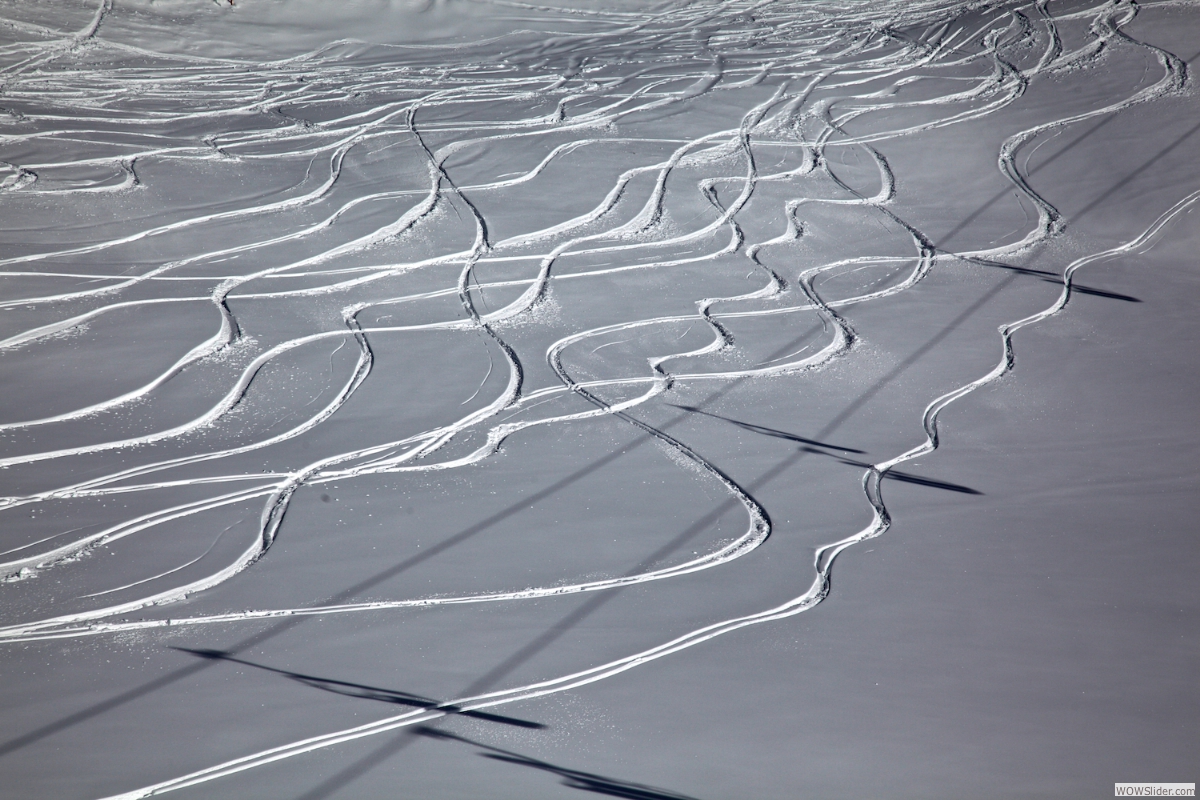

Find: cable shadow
796;446;982;495
935;113;1121;250
665;407;979;493
1069;118;1200;222
950;258;1137;301
414;726;705;800
291;490;751;800
666;405;865;452
1065;284;1140;302
171;647;546;730
938;42;1198;285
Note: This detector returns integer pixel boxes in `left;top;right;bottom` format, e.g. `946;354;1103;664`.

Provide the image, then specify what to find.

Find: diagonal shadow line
171;647;547;729
827;453;980;493
0;649;217;760
457;452;755;701
961;262;1134;303
852;465;980;494
816;272;1017;442
674;412;979;492
483;754;696;800
936;113;1120;249
11;28;1182;756
291;472;769;800
416;727;704;800
0;324;828;761
294;730;417;800
1062;284;1139;302
939;42;1200;253
666;404;865;452
951;263;1128;307
8;201;1015;787
1068;118;1200;222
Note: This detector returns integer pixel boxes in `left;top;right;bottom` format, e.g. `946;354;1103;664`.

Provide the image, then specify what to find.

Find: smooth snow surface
1;0;1198;797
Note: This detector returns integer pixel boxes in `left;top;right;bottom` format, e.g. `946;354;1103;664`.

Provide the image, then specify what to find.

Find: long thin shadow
1069;118;1200;222
674;403;979;493
869;468;981;494
1064;284;1140;302
291;495;757;800
956;258;1135;301
955;258;1138;301
791;447;981;495
935;113;1121;249
938;38;1198;256
667;404;865;452
172;647;546;730
415;727;704;800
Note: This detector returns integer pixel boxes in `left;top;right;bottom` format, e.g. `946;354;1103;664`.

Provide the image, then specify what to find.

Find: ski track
0;0;1194;795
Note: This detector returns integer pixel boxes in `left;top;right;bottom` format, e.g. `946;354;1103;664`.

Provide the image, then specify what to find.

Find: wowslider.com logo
1115;785;1195;797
